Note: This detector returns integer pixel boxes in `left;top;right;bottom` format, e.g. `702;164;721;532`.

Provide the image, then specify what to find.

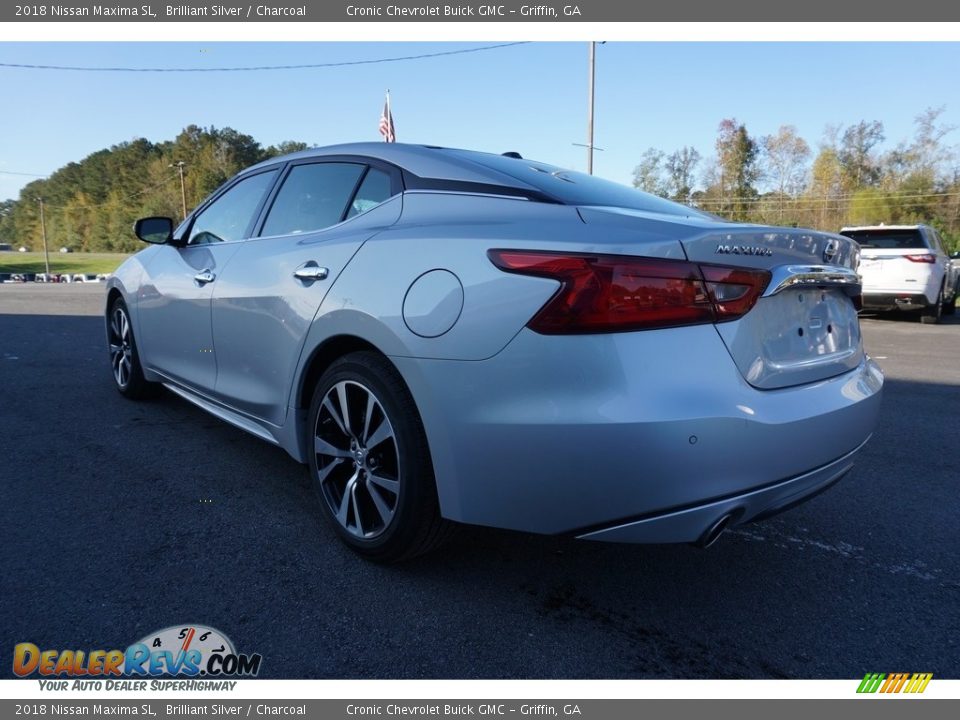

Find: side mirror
133;217;174;245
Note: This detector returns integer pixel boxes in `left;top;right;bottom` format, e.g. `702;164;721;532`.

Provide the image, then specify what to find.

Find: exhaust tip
694;512;735;549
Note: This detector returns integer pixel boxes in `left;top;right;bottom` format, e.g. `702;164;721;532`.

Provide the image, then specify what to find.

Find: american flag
378;94;395;143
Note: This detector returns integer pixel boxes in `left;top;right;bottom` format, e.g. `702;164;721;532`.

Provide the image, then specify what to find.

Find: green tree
632;148;667;196
1;125;308;251
664;146;700;204
807;146;844;230
266;140;311;158
0;199;15;245
838;120;884;189
714;118;760;221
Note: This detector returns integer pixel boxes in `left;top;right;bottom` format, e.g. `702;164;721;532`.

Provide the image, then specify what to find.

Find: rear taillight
488;250;771;334
905;254;937;263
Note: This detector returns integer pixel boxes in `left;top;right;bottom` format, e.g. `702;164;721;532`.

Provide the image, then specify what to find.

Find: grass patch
0;252;131;275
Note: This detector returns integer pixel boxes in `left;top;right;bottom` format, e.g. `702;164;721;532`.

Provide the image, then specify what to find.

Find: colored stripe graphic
857;673;885;693
857;672;932;693
905;673;933;693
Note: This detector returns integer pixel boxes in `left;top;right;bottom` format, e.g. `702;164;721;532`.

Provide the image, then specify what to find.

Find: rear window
841;229;928;250
449;150;709;219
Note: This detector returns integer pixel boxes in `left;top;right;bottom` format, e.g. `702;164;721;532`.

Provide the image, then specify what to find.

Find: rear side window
930;230;944;253
346;168;393;219
261;163;366;237
841;229;928;250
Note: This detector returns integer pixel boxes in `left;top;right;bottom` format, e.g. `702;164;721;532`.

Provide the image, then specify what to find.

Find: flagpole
386;89;391;143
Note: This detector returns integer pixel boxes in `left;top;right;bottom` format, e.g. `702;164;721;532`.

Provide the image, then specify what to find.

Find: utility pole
587;41;596;175
35;197;49;275
573;43;603;172
170;161;187;220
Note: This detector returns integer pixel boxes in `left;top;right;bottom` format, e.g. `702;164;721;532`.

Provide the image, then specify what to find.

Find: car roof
243;142;543;191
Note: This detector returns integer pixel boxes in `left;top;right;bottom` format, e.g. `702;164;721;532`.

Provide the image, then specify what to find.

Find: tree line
2;112;958;254
633;107;960;251
0;125;308;253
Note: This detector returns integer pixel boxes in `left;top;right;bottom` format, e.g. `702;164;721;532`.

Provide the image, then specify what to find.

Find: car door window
931;230;944;254
188;170;278;245
346;168;394;219
261;163;366;237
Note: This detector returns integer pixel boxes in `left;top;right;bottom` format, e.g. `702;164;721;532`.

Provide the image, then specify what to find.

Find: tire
307;351;452;562
107;297;158;400
921;287;943;324
943;290;957;316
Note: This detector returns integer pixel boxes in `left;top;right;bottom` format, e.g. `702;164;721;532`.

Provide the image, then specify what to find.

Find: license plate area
714;288;864;390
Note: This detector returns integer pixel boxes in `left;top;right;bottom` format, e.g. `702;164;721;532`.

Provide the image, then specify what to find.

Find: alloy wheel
314;380;401;539
108;306;133;389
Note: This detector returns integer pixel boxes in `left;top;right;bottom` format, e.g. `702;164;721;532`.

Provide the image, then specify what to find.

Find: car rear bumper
392;324;884;539
577;436;867;544
862;292;933;310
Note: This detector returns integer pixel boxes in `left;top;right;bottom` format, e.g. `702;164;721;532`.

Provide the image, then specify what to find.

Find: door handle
194;269;216;285
293;262;329;282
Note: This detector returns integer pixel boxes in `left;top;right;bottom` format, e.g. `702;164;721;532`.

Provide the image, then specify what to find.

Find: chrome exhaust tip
694;512;735;549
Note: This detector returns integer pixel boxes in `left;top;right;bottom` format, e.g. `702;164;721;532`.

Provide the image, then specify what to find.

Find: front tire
307;351;451;562
107;297;157;399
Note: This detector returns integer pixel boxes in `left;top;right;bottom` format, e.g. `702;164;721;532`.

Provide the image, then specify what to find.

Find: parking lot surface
1;284;957;678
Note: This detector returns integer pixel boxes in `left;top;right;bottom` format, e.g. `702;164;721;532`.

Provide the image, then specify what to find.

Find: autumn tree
762;125;811;221
712;118;760;221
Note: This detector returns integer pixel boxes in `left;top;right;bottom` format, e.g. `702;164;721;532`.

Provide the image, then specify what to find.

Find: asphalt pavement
1;283;958;679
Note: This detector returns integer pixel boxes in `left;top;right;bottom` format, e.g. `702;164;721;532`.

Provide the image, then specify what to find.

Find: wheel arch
104;286;125;339
290;335;450;513
106;286;124;309
295;335;387;412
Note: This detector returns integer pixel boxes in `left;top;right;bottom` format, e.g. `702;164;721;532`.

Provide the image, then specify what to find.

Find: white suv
840;224;958;324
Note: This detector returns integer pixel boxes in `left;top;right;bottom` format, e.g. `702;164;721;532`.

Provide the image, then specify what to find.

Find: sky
1;41;959;203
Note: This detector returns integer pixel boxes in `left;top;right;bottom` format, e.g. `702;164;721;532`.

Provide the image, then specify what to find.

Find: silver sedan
106;143;883;561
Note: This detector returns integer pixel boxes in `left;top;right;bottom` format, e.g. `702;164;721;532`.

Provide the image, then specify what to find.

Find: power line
40;174;181;210
0;42;531;73
692;190;960;206
0;170;48;178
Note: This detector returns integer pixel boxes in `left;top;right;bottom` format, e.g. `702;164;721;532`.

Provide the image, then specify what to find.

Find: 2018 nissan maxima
106;143;883;561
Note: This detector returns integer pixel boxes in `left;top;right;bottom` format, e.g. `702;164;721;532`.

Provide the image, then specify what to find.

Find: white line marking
728;523;942;582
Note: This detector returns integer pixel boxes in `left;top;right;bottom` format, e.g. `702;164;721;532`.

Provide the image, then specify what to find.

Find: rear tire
307;351;452;562
107;297;158;400
942;290;957;316
921;287;943;324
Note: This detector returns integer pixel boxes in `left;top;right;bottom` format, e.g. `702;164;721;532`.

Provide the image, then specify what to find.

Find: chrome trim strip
763;264;861;297
402;189;530;201
159;380;280;445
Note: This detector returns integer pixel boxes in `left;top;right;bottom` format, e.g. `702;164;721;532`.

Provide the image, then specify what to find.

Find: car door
210;160;402;426
930;228;957;297
137;168;279;392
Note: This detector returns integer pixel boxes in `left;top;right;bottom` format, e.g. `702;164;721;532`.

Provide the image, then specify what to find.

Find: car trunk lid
576;207;865;390
680;226;864;389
